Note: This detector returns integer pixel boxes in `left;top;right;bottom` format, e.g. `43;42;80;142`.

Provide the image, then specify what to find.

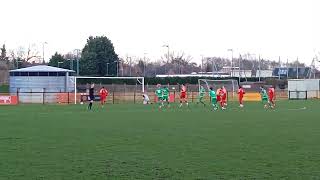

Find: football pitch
0;100;320;179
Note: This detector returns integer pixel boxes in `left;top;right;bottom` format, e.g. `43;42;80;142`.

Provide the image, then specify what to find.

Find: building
230;70;252;78
273;67;311;79
156;70;253;78
9;65;75;103
256;70;273;78
156;73;230;78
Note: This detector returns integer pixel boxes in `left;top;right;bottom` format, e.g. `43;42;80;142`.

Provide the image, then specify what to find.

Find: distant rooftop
10;65;75;73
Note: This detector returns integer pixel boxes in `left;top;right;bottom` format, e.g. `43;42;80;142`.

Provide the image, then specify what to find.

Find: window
39;72;49;76
49;72;58;76
20;72;28;76
10;72;14;76
14;72;20;76
58;72;66;76
28;72;39;76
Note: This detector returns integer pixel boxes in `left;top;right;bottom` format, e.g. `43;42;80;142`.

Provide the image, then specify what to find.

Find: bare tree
9;44;41;68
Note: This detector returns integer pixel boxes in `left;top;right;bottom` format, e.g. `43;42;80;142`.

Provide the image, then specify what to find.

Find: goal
288;79;320;100
74;77;144;104
198;79;239;100
288;91;307;100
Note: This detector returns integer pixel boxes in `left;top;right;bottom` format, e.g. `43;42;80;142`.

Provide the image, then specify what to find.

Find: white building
256;70;273;78
9;65;75;103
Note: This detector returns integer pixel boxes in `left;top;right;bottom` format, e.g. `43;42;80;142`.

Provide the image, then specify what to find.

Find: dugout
288;79;320;99
9;65;75;103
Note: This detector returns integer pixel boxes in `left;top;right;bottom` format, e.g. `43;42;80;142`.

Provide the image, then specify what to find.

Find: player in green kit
209;87;218;111
260;86;269;109
197;86;206;106
162;86;170;107
155;84;164;109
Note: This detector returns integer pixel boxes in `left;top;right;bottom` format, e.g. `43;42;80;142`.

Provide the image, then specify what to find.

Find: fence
0;89;299;104
288;90;320;100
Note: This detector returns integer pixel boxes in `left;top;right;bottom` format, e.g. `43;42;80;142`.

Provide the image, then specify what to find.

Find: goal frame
288;91;308;100
198;79;238;97
74;76;145;104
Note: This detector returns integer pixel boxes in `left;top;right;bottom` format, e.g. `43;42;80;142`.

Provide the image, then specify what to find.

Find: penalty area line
287;107;307;111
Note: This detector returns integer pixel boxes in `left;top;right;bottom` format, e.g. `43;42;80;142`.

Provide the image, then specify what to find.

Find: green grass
0;84;9;93
0;101;320;179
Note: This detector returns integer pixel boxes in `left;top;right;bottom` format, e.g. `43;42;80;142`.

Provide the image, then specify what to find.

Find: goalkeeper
209;87;218;111
197;86;206;106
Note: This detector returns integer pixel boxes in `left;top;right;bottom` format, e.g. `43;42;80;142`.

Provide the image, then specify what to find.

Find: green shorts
163;96;169;101
211;98;217;105
262;97;268;103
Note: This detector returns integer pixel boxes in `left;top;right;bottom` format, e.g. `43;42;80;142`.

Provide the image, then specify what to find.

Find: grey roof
10;65;75;72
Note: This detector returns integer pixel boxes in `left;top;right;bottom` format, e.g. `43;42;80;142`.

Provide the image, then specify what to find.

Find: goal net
198;79;239;101
74;77;144;104
288;91;307;100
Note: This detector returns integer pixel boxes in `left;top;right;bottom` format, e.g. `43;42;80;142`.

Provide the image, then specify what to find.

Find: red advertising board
0;96;18;105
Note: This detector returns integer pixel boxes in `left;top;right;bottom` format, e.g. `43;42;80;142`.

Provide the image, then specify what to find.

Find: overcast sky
0;0;319;65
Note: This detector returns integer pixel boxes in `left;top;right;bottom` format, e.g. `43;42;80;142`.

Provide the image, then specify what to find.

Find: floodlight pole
74;49;81;76
286;58;289;79
211;58;216;77
228;49;233;77
201;55;204;73
278;56;281;80
106;63;110;76
125;55;132;76
114;60;119;77
42;42;48;64
163;45;170;75
296;57;299;79
143;53;147;77
239;54;241;83
258;55;261;82
68;55;73;71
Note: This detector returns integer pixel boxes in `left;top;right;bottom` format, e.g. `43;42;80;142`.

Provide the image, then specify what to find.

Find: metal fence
0;88;300;104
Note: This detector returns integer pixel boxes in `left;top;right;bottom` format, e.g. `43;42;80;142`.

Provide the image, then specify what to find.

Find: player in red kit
221;86;228;107
238;85;245;107
268;86;275;108
179;84;188;107
217;87;226;110
99;87;108;108
216;88;221;108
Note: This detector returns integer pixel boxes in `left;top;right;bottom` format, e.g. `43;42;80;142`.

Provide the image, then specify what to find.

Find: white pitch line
287;107;307;111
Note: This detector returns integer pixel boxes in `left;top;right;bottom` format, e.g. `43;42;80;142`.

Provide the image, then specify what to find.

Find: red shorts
222;96;227;102
100;96;107;101
217;96;221;102
269;96;274;102
180;93;186;99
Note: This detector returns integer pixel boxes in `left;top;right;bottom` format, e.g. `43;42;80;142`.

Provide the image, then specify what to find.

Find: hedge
0;84;9;93
76;77;283;85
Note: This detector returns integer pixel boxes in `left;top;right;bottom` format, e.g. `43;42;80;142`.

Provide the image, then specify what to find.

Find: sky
0;0;319;65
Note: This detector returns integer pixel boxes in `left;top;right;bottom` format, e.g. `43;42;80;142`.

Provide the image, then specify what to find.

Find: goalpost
74;76;145;104
198;79;239;100
288;79;320;100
